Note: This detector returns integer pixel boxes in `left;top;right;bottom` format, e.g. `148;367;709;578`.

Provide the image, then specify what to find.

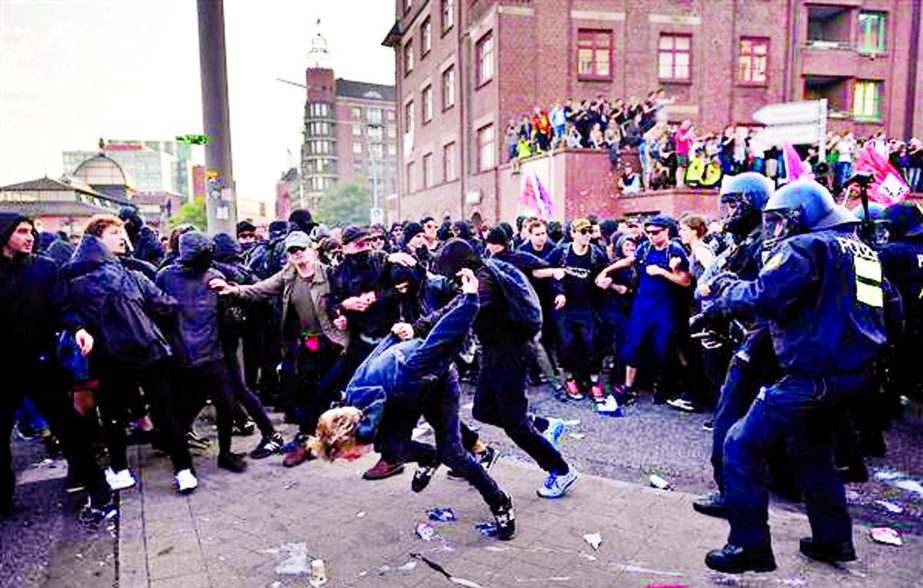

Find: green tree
170;197;207;230
315;181;372;226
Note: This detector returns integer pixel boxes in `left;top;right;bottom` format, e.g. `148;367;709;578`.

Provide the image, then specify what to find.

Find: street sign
752;99;828;158
751;123;822;147
369;207;384;224
752;101;825;126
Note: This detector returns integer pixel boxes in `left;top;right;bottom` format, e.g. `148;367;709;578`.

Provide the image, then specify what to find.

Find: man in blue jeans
699;180;887;573
312;270;516;540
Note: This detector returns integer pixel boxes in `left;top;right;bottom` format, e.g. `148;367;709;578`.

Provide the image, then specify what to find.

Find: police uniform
704;180;887;573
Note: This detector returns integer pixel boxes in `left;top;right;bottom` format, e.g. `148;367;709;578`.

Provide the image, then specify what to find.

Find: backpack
483;258;543;339
246;239;285;280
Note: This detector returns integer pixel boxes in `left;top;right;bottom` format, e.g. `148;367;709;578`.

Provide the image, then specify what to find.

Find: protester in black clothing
156;232;248;474
236;220;258;254
66;215;197;494
120;207;164;267
0;214;108;516
548;219;611;403
437;238;577;499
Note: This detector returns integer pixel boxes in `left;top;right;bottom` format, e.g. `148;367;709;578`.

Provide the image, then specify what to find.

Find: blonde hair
84;214;123;237
310;407;364;461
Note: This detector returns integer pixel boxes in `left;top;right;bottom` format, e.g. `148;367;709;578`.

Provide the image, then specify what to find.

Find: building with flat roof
384;0;922;224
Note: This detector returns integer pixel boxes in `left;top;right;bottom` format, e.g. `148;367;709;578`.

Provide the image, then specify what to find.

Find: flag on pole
518;172;554;220
853;144;910;205
780;142;812;183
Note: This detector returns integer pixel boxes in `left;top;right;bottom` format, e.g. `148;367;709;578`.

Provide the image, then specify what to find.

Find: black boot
217;452;248;473
692;492;728;518
799;538;856;563
705;544;777;573
490;492;516;541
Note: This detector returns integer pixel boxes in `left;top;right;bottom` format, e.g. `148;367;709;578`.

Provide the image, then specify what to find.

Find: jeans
473;341;568;474
222;336;274;438
556;307;601;378
723;371;868;549
177;360;239;458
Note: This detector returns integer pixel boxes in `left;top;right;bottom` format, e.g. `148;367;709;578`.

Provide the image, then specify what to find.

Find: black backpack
484;258;543;339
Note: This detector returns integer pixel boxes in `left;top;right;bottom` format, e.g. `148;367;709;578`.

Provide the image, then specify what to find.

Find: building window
477;124;495;172
738;37;769;85
442;0;454;34
387;110;396;122
404;41;414;75
577;29;612;80
423;153;433;187
403;0;412;14
853;80;882;120
388;144;397;157
368;107;382;125
658;34;691;81
422;85;433;123
857;12;886;55
387;125;396;139
442;66;455;110
353;160;365;173
406;161;416;192
351;106;362;119
353;142;363;155
443;142;457;181
352;124;362;137
405;100;415;135
421;17;432;56
476;31;494;87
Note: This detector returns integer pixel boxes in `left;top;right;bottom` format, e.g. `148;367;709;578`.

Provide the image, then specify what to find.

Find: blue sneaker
537;467;578;499
542;418;565;449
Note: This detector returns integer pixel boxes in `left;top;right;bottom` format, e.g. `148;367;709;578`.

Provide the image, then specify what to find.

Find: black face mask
350;250;371;266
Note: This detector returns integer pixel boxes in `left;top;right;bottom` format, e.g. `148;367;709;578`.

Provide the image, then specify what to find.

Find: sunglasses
287;246;307;254
370;236;385;242
576;228;592;235
645;227;665;235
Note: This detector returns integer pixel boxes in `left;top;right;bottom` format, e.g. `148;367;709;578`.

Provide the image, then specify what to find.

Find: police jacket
345;292;479;444
66;236;175;367
712;229;887;378
880;238;923;332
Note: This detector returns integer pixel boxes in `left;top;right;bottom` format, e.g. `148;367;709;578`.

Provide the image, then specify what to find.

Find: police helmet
762;179;857;250
719;173;774;236
852;202;890;247
885;201;923;239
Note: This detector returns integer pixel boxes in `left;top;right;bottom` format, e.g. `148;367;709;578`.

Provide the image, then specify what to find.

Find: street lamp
367;111;384;225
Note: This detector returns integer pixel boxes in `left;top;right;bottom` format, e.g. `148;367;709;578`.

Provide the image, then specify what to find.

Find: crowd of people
505;90;923;196
2;174;920;572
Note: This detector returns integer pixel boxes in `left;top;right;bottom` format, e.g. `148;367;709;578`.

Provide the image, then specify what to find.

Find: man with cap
329;226;409;479
236;220;258;253
400;221;435;270
0;214;108;516
211;231;348;467
600;215;691;403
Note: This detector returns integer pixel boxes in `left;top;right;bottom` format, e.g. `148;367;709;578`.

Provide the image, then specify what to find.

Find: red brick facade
387;0;922;224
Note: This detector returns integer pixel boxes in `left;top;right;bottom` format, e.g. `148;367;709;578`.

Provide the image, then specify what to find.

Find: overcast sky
0;0;395;202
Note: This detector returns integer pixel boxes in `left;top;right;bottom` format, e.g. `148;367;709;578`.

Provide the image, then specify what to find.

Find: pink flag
853;144;910;205
781;142;812;183
519;173;554;220
534;174;555;219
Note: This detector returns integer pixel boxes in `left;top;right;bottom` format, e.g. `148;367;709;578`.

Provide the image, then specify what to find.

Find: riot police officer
691;173;784;518
700;179;887;573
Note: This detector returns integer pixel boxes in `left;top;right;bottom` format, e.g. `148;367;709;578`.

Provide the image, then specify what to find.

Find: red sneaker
589;383;606;402
564;378;584;400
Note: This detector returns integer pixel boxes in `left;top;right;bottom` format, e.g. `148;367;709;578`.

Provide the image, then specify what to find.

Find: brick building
299;32;398;221
384;0;923;224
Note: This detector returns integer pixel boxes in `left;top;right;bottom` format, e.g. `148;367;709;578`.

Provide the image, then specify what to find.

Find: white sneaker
174;469;198;494
595;395;623;416
105;467;136;491
537;467;578;499
541;418;565;449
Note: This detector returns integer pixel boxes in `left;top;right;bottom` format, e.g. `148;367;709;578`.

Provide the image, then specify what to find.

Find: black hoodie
0;213;82;361
65;235;175;366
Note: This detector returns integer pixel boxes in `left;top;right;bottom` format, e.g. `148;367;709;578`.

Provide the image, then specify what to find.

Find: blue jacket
344;293;479;444
712;229;887;378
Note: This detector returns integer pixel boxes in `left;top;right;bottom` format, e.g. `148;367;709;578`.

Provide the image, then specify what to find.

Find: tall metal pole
197;0;237;235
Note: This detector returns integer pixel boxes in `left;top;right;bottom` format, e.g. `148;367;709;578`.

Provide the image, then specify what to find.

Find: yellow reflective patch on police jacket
763;251;784;272
854;256;882;283
856;281;884;307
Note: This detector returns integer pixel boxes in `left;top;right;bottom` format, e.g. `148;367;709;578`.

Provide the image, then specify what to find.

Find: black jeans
2;357;104;504
95;358;192;472
222;336;275;438
473;340;568;475
177;360;238;457
294;336;344;436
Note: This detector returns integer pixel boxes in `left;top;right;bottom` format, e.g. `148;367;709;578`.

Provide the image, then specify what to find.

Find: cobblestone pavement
116;402;921;588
